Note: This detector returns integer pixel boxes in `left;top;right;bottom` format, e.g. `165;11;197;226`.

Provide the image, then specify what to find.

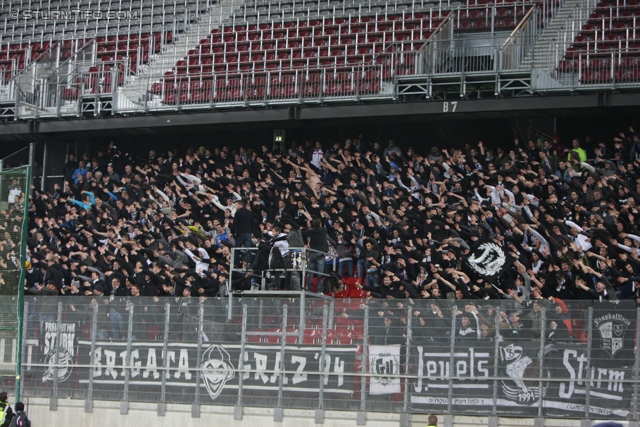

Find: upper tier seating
152;0;535;104
0;0;538;104
0;0;208;84
557;0;640;83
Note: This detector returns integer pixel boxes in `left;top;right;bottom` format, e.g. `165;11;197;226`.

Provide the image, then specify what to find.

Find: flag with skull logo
464;236;515;281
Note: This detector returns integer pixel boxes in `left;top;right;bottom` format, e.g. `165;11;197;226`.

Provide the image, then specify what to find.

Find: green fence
0;166;31;400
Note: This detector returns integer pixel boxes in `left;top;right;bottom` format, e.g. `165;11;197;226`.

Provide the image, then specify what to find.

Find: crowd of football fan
4;128;640;339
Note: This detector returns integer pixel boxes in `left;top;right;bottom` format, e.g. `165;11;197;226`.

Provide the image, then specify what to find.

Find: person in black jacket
231;199;254;266
547;319;571;342
8;402;29;427
371;315;404;345
302;218;328;292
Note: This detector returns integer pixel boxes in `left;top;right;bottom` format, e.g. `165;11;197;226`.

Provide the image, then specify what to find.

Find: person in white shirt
311;142;324;170
7;179;21;204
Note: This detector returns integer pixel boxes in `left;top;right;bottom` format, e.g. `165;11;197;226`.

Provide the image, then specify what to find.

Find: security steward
0;391;14;427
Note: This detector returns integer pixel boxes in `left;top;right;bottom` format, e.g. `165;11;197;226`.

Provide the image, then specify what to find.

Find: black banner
72;341;356;401
410;338;634;418
23;300;637;417
41;322;77;383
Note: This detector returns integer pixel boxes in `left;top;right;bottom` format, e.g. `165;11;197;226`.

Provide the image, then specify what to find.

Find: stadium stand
153;0;540;105
0;0;637;123
0;0;209;90
556;0;640;84
0;0;576;115
8;125;640;350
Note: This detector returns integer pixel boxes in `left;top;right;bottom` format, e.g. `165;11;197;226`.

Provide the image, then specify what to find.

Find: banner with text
410;336;635;418
79;341;356;400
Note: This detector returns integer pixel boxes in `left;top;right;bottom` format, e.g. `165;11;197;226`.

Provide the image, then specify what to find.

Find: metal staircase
522;0;597;71
117;0;244;111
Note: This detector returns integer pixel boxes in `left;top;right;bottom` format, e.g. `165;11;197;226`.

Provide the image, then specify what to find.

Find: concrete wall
17;397;633;427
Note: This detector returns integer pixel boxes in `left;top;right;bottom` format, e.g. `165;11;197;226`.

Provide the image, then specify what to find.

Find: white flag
369;344;401;395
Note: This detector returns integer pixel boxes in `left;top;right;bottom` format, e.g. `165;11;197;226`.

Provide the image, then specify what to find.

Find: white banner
369;344;401;395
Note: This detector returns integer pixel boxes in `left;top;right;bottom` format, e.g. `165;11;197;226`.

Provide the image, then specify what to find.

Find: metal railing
556;0;610;57
14;40;121;119
230;0;456;24
5;0;640;117
12;37;640;116
123;62;391;112
13;296;640;422
500;6;539;70
553;46;640;88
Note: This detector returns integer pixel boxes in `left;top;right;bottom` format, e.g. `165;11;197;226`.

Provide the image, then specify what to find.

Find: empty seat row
243;0;423;10
594;0;640;12
558;56;640;69
565;44;640;57
166;59;414;78
214;11;448;33
208;21;438;41
580;67;640;82
573;32;639;44
155;69;383;90
559;0;640;87
233;4;439;23
589;10;639;20
466;0;544;4
184;44;419;64
458;5;531;18
198;34;430;57
454;17;521;29
151;0;532;106
195;37;427;56
580;22;640;34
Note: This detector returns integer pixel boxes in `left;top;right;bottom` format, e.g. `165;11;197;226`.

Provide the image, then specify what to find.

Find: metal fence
19;295;640;421
0;166;31;400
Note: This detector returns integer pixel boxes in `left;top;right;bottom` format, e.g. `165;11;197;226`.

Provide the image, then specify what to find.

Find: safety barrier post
228;249;234;322
444;308;457;427
49;302;63;411
157;303;170;416
274;305;288;421
490;312;500;427
85;302;98;413
581;307;593;427
357;304;369;425
235;304;248;420
534;307;547;427
632;307;640;426
299;284;306;344
121;303;134;414
317;303;329;423
192;303;205;418
328;299;335;329
400;309;412;427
